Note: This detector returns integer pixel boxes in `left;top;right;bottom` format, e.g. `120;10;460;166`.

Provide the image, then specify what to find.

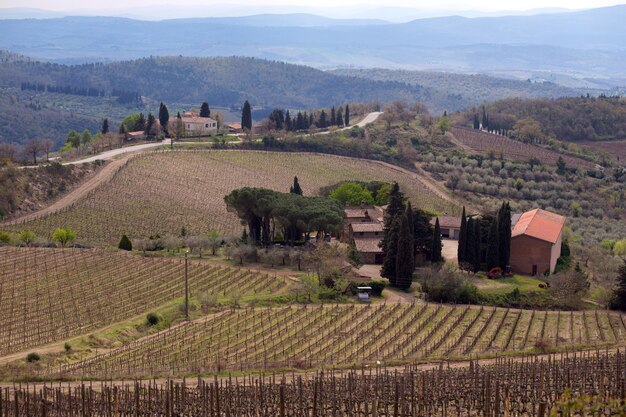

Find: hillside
0;247;285;356
60;303;626;378
3;150;455;246
460;96;626;142
330;68;591;113
1;7;626;79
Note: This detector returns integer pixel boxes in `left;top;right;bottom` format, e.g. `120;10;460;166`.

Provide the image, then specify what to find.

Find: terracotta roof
351;223;383;233
353;238;383;254
181;116;217;124
430;216;461;229
127;131;145;136
511;208;565;244
227;123;242;129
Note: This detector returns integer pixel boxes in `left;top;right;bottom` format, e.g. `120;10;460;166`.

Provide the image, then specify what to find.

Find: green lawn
470;274;546;295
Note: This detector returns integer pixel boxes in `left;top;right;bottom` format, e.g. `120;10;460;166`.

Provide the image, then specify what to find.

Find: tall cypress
344;104;350;126
381;216;401;286
101;118;109;134
336;107;344;126
241;100;252;130
486;219;499;270
431;218;442;263
285;110;292;131
472;219;482;272
290;176;303;195
457;206;467;265
144;113;156;137
473;113;480;130
200;102;210;117
481;107;489;130
158;103;169;135
465;217;475;271
498;202;512;269
330;106;336;126
381;182;405;253
395;213;414;290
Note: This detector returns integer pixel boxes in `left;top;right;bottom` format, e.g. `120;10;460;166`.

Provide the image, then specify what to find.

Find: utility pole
184;250;189;321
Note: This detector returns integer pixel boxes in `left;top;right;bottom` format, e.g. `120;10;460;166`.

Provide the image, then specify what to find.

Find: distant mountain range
0;6;625;82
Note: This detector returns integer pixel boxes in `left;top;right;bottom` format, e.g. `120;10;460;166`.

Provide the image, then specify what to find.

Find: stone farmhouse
510;208;566;276
343;205;385;264
430;216;461;239
180;111;218;135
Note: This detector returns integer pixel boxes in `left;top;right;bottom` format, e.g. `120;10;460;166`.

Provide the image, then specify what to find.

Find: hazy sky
3;0;625;11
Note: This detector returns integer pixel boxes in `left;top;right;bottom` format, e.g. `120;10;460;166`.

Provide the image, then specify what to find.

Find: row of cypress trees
457;202;511;272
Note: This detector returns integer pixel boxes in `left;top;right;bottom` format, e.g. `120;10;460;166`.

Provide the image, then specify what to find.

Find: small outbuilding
430;216;462;239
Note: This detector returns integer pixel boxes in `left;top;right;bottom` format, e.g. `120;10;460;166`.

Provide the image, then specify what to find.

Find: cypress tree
330;106;336;126
144;113;156;137
200;102;210;117
472;219;482;272
344;104;350;126
486;219;500;270
381;183;405;253
290;176;303;195
285;110;292;131
241;100;252;130
296;112;304;130
395;213;414;290
406;202;414;243
498;202;512;269
101;118;109;134
318;110;327;128
481;107;489;130
159;103;169;135
465;217;475;271
118;234;132;251
336;107;344;126
473;113;480;130
381;216;401;286
611;260;626;311
431;218;442;263
135;113;146;131
309;113;314;129
457;206;467;265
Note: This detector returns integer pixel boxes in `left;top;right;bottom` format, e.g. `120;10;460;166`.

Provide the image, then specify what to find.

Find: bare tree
23;139;43;165
0;143;17;162
41;139;54;162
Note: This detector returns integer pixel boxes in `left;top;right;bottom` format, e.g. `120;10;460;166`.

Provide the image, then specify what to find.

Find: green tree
413;208;434;257
336;107;344;126
199;102;210;118
611;260;626;311
241;100;252;131
344;104;350;126
381;182;404;254
329;182;374;206
66;130;81;148
431;218;442;263
486;219;499;270
457;206;467;264
381;216;401;285
144;113;156;137
481;106;489;130
435;116;450;134
318;110;327;128
497;202;512;269
395;213;414;290
135;113;146;131
290;176;303;195
330;106;336;126
18;230;36;247
556;156;567;175
101;118;109;135
51;228;76;248
158;102;169;134
473;113;480;129
80;129;92;147
118;234;132;251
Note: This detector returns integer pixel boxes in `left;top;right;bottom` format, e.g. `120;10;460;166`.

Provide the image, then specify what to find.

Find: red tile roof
430;216;461;229
511;208;565;244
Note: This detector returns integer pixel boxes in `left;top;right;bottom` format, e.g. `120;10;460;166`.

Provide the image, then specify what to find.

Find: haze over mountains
1;5;626;84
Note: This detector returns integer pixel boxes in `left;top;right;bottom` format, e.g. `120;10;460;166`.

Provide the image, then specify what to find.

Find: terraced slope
0;247;286;356
6;150;456;246
59;303;626;379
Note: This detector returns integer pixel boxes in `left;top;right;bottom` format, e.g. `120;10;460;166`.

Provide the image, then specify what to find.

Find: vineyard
4;351;626;416
450;127;596;169
581;139;626;163
0;247;286;356
5;150;456;246
56;303;626;379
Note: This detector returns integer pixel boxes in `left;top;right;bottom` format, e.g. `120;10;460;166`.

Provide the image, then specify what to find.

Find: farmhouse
510;208;565;276
180;112;218;135
430;216;461;239
344;205;386;264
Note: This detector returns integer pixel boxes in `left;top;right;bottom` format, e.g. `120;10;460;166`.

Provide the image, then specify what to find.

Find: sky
2;0;624;11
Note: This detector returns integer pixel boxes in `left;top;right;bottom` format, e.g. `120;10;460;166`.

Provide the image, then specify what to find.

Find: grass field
6;150;456;246
470;274;547;295
0;247;287;356
57;303;626;379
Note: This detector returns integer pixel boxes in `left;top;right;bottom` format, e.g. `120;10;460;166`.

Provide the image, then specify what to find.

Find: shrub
118;234;133;251
0;231;12;245
26;352;40;362
64;342;71;352
146;312;160;326
418;266;479;304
